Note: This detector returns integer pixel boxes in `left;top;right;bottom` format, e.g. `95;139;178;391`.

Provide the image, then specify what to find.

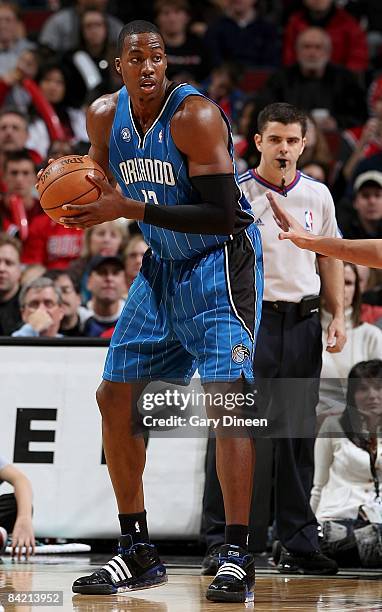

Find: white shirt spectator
318;308;382;416
311;415;382;522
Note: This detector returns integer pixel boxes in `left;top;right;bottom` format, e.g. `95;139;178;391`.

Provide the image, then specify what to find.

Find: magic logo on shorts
231;344;251;364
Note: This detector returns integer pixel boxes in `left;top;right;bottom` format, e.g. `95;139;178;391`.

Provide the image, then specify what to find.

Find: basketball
37;155;107;223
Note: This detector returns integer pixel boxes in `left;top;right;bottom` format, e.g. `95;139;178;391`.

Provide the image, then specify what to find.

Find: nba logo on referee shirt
304;210;313;231
121;127;131;141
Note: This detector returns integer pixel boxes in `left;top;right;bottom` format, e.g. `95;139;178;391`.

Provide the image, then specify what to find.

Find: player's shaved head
117;20;164;55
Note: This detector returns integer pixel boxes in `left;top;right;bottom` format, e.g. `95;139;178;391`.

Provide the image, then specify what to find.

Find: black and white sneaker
206;544;255;603
201;543;222;576
72;535;167;595
277;546;338;575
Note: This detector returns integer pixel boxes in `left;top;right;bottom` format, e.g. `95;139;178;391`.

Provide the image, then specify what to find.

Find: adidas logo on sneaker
72;539;167;595
206;544;255;604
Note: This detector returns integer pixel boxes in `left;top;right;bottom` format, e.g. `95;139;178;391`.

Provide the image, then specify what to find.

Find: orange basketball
37;155;107;223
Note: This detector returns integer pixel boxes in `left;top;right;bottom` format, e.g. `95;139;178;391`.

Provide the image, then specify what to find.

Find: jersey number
141;189;159;205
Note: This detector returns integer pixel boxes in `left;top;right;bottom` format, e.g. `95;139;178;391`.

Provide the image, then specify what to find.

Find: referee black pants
201;305;322;554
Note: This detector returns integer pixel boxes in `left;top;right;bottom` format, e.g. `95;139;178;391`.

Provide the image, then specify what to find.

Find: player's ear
300;137;306;155
115;58;122;75
254;133;262;152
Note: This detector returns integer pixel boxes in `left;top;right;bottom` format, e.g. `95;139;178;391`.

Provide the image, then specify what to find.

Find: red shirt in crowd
283;7;368;72
1;196;44;237
22;215;84;269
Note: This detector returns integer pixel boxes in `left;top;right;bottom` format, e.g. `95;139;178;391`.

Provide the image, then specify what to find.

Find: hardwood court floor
0;557;382;611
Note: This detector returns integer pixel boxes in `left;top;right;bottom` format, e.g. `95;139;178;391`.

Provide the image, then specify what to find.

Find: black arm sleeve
142;173;239;235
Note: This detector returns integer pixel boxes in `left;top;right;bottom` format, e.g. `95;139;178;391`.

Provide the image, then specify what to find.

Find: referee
202;103;346;575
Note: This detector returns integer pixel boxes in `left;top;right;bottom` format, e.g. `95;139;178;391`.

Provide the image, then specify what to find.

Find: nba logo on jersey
158;130;163;143
121;127;131;142
304;210;313;231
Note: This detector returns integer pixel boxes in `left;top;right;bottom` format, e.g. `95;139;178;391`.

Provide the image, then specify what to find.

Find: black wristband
143;173;239;235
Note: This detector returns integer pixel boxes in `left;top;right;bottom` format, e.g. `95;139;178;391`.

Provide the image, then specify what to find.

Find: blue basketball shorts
103;225;263;384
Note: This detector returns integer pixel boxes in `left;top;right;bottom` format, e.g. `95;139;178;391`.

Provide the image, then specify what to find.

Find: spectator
66;7;121;103
341;76;382;182
12;276;64;337
337;171;382;240
0;232;21;335
355;266;382;325
297;115;332;175
27;61;88;160
155;0;212;85
318;263;382;423
0;108;42;170
352;149;382;188
0;1;35;76
123;235;148;295
69;220;126;301
261;27;367;131
201;64;247;132
300;161;328;183
233;98;256;153
345;1;382;70
205;0;280;70
0;48;40;113
39;0;123;53
312;360;382;568
84;255;125;338
0;455;34;559
283;0;368;73
0;149;43;241
45;269;91;336
20;263;45;288
0;55;82;158
21;211;84;271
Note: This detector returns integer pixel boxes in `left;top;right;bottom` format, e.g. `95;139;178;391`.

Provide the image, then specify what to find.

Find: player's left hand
326;317;346;353
59;175;129;228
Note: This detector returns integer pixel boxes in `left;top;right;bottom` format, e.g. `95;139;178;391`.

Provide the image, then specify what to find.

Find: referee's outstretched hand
266;191;313;249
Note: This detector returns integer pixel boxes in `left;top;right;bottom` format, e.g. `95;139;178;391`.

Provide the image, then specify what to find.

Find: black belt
263;295;320;317
262;300;299;313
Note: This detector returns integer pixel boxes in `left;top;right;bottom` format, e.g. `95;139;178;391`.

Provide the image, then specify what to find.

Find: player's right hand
27;309;53;333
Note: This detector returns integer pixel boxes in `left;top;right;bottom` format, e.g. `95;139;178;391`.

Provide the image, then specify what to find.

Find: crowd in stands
0;0;381;565
0;0;381;333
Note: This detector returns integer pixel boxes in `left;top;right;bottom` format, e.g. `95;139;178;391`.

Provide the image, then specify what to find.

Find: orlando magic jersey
109;83;254;260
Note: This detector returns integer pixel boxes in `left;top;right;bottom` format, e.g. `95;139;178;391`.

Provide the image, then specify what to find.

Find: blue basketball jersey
109;83;254;260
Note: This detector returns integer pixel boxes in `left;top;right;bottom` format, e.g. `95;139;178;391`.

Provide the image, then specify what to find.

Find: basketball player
269;192;382;268
201;103;345;576
58;21;263;603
